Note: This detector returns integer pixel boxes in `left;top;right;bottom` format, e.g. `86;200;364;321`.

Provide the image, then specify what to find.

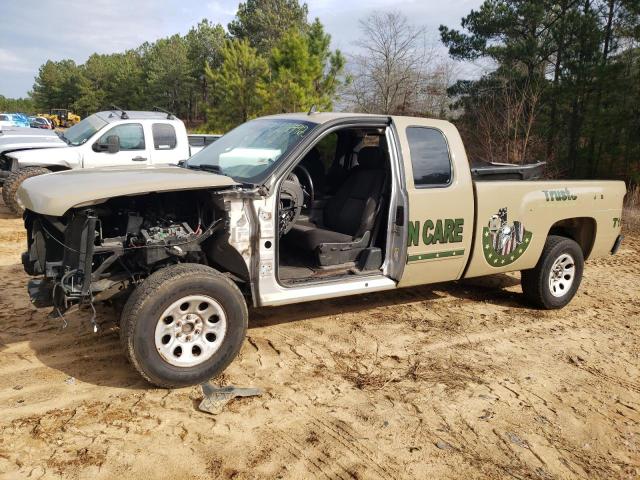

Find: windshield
63;114;108;146
186;118;317;183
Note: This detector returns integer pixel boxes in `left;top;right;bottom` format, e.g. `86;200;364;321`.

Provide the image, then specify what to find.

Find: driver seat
288;146;386;266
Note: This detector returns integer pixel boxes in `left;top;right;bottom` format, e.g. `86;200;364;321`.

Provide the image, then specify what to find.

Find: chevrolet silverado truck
1;109;217;216
16;112;626;388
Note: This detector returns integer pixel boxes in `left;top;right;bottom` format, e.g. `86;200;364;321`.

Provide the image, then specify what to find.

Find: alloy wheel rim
154;295;227;367
548;253;576;298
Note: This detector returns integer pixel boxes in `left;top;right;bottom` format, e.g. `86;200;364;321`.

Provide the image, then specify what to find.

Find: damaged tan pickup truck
17;112;626;387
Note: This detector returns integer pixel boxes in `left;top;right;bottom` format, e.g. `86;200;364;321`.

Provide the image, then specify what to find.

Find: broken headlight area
23;191;223;316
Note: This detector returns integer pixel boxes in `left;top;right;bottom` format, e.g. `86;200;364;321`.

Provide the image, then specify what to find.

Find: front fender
7;147;81;169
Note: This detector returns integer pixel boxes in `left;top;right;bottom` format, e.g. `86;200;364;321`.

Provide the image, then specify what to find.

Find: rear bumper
611;234;623;255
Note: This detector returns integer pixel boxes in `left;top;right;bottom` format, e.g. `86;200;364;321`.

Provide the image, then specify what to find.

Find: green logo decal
407;249;465;263
482;207;532;267
543;188;577;202
613;217;622;228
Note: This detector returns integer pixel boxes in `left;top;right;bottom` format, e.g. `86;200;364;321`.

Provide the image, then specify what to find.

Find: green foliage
440;0;555;76
266;21;345;112
204;4;344;131
228;0;309;53
74;51;145;115
28;18;228;122
24;2;344;132
185;19;227;75
185;20;227;120
143;35;193;115
31;59;83;111
0;95;34;113
206;39;269;131
441;0;640;182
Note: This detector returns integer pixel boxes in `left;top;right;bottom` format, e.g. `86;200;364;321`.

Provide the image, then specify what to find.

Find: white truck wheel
120;263;248;388
521;235;584;309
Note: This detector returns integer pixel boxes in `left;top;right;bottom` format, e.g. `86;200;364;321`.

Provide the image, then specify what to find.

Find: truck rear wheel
120;263;248;388
521;235;584;309
2;167;51;216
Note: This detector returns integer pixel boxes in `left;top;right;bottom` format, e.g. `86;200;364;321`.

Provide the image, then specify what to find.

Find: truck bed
470;160;546;181
463;179;626;280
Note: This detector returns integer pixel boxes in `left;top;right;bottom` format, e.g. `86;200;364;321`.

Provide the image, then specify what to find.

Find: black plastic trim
611;234;623;255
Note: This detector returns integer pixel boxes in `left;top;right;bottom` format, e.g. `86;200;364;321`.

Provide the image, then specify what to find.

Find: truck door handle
131;156;147;162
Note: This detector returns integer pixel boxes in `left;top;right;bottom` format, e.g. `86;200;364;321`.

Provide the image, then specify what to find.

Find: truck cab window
407;127;452;187
98;123;145;151
152;123;177;150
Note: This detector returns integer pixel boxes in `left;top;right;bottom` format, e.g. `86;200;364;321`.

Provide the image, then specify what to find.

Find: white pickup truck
0;109;219;215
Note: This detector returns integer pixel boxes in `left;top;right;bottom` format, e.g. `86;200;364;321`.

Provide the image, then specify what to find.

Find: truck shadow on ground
249;273;526;329
0;262;526;389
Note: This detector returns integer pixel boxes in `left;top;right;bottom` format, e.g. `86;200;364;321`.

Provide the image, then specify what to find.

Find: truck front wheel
120;263;248;388
521;235;584;309
2;167;51;216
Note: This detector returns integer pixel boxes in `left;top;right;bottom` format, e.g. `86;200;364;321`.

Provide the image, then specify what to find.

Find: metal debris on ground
435;440;453;450
568;355;586;366
478;409;494;421
65;376;76;385
198;383;263;415
507;432;529;448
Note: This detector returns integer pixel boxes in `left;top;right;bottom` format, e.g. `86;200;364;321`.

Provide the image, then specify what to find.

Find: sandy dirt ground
0;196;638;480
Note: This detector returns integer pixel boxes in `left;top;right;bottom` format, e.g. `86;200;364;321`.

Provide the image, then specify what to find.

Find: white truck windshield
186;118;317;182
63;114;108;146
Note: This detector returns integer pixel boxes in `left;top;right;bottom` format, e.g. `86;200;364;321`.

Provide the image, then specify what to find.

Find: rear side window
152;123;177;150
406;127;452;187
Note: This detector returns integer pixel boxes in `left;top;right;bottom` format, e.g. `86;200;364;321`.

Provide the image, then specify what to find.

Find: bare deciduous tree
344;11;456;117
464;77;543;165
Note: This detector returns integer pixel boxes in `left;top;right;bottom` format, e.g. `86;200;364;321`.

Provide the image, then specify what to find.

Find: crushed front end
22;190;228;323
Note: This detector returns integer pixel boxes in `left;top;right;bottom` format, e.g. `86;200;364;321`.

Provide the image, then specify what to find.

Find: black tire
120;263;248;388
521;235;584;309
2;167;51;216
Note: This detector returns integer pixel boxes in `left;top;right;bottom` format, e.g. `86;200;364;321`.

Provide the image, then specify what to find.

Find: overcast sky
0;0;484;98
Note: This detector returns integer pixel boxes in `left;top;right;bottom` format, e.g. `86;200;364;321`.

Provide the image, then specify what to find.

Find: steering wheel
279;173;304;236
293;164;315;205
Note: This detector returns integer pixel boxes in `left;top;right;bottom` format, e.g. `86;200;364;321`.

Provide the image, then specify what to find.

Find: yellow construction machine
48;109;81;128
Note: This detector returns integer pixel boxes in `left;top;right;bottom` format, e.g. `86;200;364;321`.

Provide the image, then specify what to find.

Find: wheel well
548;217;596;259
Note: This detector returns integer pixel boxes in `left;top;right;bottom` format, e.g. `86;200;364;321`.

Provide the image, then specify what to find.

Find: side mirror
106;135;120;154
93;135;121;153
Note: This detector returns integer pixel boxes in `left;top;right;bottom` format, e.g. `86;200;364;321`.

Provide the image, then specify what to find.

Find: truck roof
262;112;385;124
262;111;455;129
94;110;183;123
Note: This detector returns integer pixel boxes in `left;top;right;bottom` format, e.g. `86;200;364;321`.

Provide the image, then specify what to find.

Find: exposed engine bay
20;176;310;322
22;190;243;318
